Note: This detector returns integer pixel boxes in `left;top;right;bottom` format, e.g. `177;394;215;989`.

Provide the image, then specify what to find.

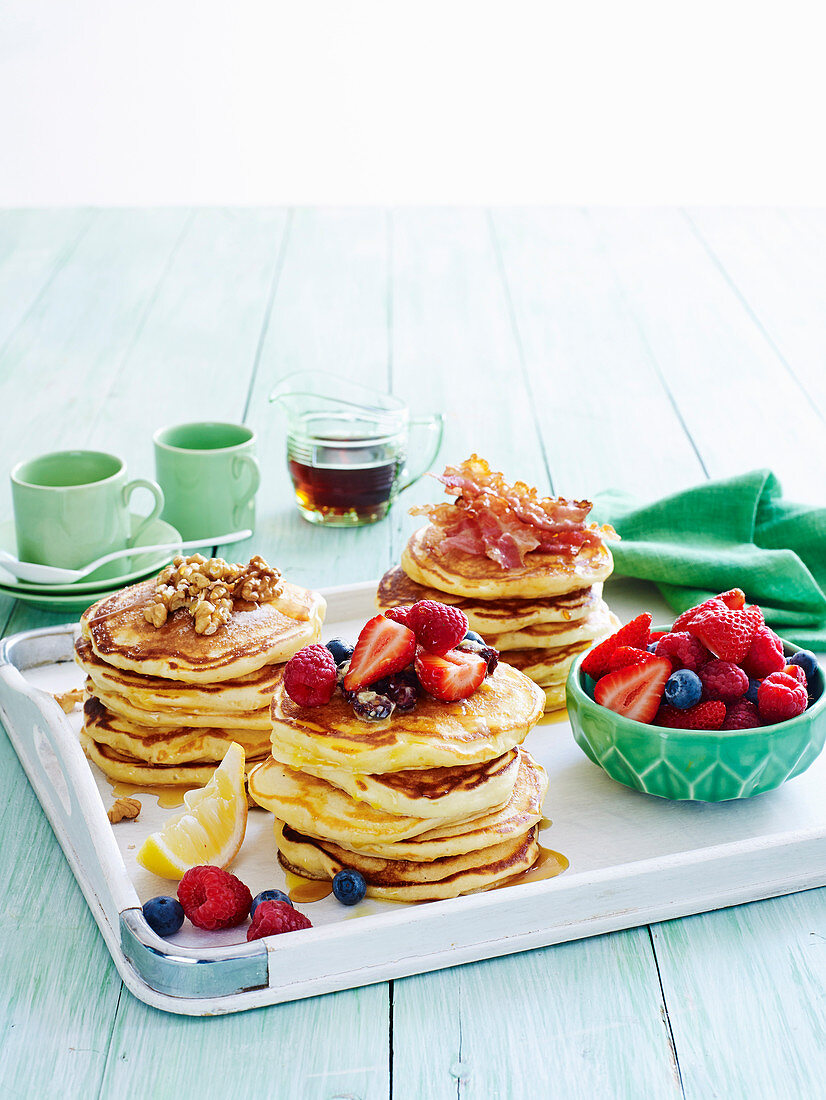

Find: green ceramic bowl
566;635;826;801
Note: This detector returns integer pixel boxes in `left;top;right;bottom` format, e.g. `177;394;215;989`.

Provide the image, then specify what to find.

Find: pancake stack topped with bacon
378;456;619;711
75;555;326;787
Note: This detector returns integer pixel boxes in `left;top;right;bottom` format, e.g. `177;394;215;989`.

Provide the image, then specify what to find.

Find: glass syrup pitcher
269;371;444;527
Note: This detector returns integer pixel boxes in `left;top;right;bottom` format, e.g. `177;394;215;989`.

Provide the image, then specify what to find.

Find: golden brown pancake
376;566;601;632
80;731;268;787
485;599;615;651
81;579;325;683
85;677;271;731
541;682;567;712
75;636;283;717
504;641;594;686
276;821;540;901
270;661;545;773
82;695;271;765
402;524;613;599
261;746;519;823
258;748;546;860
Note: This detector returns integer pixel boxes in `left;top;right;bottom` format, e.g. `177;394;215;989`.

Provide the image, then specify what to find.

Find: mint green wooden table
2;208;826;1098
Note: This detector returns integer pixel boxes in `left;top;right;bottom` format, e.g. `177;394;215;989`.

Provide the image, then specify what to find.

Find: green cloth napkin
591;470;826;649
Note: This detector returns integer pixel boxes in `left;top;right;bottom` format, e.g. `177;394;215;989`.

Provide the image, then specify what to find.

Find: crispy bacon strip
411;455;616;569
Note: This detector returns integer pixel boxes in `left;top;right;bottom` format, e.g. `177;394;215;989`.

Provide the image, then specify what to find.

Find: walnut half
108;797;141;823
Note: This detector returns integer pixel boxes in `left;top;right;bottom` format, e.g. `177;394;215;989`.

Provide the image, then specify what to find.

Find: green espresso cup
153;422;260;541
10;450;164;572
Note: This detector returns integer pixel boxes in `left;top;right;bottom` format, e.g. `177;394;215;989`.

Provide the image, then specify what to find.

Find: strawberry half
593;656;671;723
414;646;486;702
607;646;663;672
343;615;416;692
581;613;652;679
686;607;756;664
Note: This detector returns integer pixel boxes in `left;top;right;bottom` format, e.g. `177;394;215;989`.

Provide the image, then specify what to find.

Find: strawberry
686;607;756;664
414;646;486;702
581;613;652;678
593;655;671;724
607;646;663;672
671;590;746;633
343;615;417;692
672;598;727;633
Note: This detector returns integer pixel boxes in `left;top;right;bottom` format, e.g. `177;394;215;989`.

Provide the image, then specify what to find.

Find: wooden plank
388;207;551;565
653;889;826;1098
0;208;95;351
687;206;826;423
393;930;682;1099
585;207;826;504
490;206;706;500
98;984;389;1100
0;207;191;519
84;207;289;474
235;207;395;585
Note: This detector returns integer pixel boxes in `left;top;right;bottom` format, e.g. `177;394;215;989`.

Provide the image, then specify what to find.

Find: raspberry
672;598;728;633
783;664;808;687
649;631;668;644
722;700;762;730
607;646;663;672
654;700;726;730
741;624;786;679
687;608;756;663
384;605;415;627
698;659;748;703
246;899;312;940
758;671;808;724
284;644;337;707
655;631;709;672
178;866;252;930
399;601;469;656
581;613;652;678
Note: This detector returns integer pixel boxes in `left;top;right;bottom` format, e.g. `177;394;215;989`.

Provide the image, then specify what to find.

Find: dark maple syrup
287;431;403;524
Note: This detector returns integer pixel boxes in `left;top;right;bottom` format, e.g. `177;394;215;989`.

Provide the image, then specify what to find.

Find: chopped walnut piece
108;797;141;823
143;555;283;634
53;688;84;714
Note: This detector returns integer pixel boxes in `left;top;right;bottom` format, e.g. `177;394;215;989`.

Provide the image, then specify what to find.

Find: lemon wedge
136;742;248;880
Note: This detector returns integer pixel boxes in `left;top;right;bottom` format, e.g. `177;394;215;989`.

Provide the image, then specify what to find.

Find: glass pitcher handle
398;414;444;492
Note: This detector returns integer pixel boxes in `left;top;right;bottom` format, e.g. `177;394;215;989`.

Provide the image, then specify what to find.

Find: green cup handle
123;478;165;546
231;454;261;527
398;414;444;492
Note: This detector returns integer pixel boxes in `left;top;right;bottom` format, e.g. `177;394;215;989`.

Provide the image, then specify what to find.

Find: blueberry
142;895;184;938
384;677;418;712
332;868;366;906
745;677;761;704
463;631;485;646
647;642;659;654
251;889;293;916
326;638;354;666
352;691;395;721
478;645;499;676
788;649;819;688
663;669;702;710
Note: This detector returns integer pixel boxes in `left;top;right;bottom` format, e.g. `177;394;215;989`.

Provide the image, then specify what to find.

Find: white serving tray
2;579;826;1016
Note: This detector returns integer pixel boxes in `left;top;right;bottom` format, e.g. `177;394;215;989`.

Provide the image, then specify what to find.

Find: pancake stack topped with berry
377;455;620;711
75;554;326;787
248;600;550;901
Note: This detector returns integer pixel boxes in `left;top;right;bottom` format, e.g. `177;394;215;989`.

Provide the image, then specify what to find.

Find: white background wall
1;0;825;205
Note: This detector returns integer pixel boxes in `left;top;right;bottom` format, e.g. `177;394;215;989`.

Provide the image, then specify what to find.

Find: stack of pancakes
76;578;326;788
249;661;549;901
378;526;619;712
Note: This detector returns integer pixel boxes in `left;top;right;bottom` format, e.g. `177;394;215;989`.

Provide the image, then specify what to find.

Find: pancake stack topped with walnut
76;554;326;787
378;456;619;711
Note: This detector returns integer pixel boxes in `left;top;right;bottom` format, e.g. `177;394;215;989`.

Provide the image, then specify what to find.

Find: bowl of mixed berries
566;589;825;801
